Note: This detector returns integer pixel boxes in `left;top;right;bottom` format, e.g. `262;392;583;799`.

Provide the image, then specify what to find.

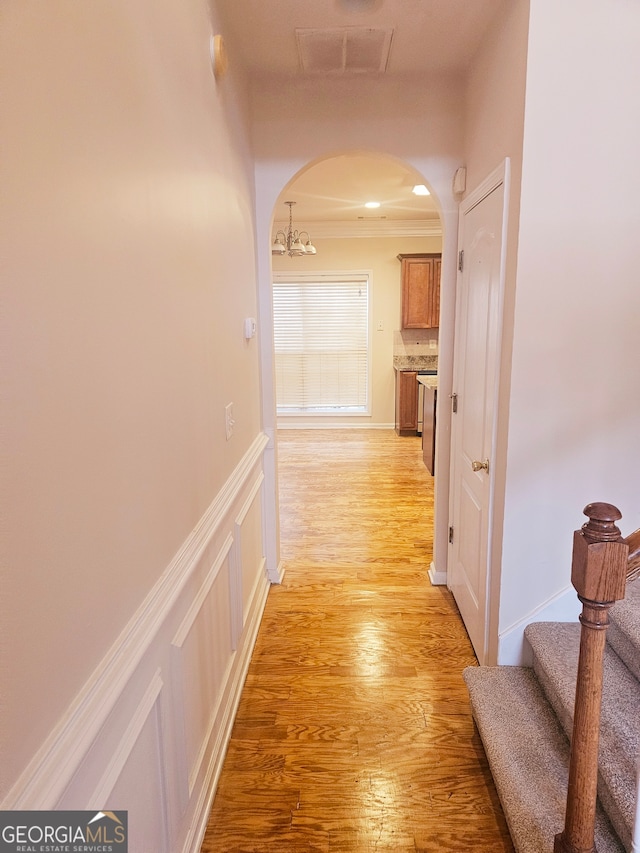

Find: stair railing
627;527;640;582
633;752;640;853
554;502;629;853
625;526;640;853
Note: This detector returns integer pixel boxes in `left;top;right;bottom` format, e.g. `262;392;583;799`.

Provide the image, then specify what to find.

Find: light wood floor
200;430;514;852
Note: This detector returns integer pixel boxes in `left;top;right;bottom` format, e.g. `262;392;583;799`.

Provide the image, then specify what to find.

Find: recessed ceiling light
412;184;430;196
365;201;381;208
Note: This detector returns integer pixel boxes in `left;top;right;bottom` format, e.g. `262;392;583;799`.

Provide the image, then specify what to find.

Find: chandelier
271;201;317;257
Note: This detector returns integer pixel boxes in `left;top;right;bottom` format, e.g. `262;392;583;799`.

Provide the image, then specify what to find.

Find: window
273;273;370;415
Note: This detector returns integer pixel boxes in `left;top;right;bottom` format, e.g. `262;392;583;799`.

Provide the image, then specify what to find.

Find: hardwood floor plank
200;430;513;852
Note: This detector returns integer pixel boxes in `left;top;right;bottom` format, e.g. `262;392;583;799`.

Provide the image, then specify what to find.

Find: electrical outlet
225;403;235;440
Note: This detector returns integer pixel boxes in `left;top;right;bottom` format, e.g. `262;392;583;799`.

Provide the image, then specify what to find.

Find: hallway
200;430;514;852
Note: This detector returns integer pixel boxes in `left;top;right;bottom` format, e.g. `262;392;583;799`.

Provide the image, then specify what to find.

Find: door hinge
458;249;464;272
450;392;458;413
449;525;454;544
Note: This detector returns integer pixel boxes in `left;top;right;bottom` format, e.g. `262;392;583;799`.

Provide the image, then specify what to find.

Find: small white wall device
453;167;467;195
244;317;257;340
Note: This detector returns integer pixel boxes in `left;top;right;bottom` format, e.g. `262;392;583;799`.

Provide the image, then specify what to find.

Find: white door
449;162;509;665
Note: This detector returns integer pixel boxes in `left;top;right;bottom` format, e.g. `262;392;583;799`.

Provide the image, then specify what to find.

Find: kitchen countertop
393;355;438;371
417;375;438;390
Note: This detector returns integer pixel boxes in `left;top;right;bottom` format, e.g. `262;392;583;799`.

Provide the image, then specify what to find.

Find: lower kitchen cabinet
395;370;418;436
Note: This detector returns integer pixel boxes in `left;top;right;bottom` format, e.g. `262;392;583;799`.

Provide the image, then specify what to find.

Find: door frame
448;158;511;665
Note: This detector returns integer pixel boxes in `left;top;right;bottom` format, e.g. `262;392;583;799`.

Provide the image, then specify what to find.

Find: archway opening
268;149;444;576
269;149;442;431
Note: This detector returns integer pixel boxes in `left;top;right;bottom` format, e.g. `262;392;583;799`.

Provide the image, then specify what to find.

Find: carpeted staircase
464;578;640;853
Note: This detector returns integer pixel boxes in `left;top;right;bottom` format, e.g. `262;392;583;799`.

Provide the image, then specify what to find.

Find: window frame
272;270;373;418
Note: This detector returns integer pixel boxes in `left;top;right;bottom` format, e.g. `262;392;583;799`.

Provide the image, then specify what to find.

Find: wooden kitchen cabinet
395;369;418;436
398;253;441;329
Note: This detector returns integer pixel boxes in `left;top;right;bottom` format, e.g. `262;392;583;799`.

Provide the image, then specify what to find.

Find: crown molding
272;218;442;239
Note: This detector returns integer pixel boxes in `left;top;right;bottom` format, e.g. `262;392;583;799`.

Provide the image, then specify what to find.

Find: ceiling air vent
296;28;393;75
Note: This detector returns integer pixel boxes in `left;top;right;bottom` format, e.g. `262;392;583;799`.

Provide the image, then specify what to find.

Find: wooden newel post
554;503;629;853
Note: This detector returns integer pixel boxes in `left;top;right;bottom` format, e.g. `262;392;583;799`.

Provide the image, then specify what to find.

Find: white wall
461;0;640;663
498;0;640;653
1;2;270;850
272;235;441;428
251;74;465;578
461;0;530;661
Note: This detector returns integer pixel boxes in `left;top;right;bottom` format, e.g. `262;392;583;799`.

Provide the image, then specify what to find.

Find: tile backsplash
393;329;439;359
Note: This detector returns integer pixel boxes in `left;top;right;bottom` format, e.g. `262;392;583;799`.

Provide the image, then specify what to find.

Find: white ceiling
217;0;504;78
273;152;440;226
216;0;505;229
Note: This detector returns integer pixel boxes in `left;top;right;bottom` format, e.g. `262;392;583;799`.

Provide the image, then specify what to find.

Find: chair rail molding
1;428;272;853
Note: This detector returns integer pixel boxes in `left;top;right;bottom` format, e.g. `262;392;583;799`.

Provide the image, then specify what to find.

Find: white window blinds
273;275;370;414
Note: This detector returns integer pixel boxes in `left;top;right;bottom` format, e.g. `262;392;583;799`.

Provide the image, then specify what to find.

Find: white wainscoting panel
182;560;269;853
171;535;234;797
99;672;169;853
2;432;272;853
235;472;266;623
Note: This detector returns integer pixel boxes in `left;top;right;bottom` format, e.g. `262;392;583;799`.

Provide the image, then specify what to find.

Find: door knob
472;459;489;473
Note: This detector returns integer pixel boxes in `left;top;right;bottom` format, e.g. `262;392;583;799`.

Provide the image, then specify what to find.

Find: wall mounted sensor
453;167;467;195
244;317;257;340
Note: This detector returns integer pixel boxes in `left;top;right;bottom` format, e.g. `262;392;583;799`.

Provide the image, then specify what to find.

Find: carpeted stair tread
463;665;624;853
526;621;640;852
609;579;640;681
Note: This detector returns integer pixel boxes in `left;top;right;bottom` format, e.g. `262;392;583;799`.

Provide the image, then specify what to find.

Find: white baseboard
277;422;395;430
428;561;447;585
429;563;447;586
497;585;580;665
268;560;285;584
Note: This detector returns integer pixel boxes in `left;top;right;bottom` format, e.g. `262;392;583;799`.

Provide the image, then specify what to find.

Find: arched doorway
260;149;449;584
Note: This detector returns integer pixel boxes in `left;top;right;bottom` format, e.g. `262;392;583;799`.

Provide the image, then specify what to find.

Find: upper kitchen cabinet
398;253;441;329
